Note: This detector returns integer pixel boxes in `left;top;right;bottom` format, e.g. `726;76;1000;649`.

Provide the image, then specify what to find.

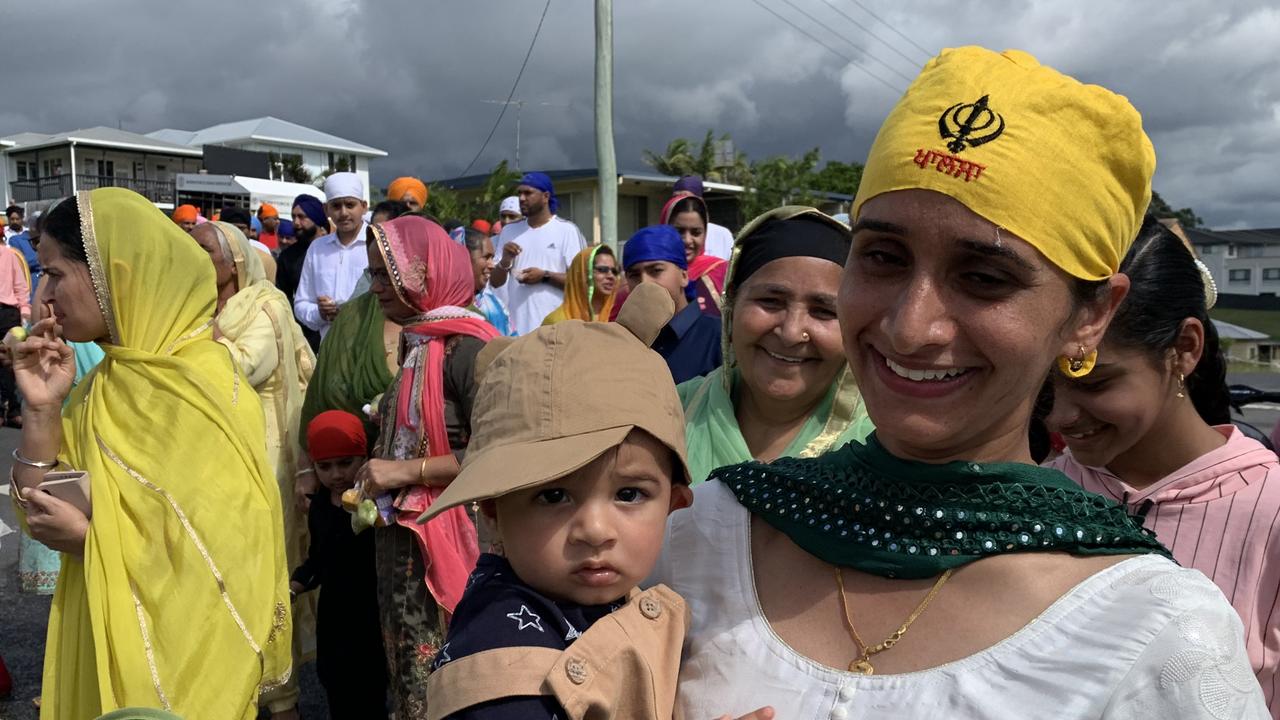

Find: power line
774;0;915;84
846;0;934;60
748;0;904;95
819;0;930;68
459;0;552;177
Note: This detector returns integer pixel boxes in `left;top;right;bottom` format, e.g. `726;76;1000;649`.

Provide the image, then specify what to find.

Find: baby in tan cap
419;283;693;720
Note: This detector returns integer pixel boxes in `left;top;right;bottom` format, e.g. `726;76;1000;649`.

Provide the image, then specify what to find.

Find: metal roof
1;127;203;156
1213;318;1269;341
147;116;386;157
1187;226;1280;247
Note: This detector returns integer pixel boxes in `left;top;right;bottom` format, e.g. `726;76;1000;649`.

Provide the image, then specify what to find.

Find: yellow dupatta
210;221;318;668
541;245;616;325
42;189;292;719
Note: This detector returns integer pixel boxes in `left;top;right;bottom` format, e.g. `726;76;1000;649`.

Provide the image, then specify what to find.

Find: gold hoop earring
1057;345;1097;378
1176;373;1186;398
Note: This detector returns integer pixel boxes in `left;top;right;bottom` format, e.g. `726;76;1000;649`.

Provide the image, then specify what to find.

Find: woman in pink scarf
355;215;498;719
662;193;726;317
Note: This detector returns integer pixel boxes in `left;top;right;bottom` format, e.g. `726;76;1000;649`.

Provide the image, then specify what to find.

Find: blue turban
292;194;328;230
250;216;263;234
623;225;687;271
278;219;295;238
519;172;558;215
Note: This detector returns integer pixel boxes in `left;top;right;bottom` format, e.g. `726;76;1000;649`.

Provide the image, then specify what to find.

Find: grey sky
5;0;1277;228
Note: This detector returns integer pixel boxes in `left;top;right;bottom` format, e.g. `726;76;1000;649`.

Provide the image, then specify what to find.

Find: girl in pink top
1048;217;1280;716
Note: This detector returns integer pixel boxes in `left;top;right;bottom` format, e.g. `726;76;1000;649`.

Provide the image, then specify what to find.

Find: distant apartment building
1;116;386;210
1188;227;1280;296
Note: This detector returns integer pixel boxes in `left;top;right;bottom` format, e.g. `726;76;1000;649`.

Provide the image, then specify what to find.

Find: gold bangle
419;457;429;485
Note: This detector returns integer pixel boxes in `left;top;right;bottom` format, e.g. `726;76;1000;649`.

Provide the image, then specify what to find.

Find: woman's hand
11;318;75;411
354;458;421;495
23;488;89;556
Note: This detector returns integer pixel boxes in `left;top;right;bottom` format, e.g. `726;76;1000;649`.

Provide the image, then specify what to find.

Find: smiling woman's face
839;189;1124;463
732;256;846;410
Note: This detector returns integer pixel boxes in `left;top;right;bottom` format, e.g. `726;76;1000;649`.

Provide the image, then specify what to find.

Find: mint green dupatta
679;366;873;484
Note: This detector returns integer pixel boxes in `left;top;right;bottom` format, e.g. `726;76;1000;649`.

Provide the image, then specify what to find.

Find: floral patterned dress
374;334;482;718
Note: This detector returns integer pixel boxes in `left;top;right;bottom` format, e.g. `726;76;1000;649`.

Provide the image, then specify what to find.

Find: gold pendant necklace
834;566;953;675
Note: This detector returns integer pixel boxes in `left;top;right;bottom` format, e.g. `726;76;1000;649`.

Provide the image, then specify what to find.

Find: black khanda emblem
938;95;1005;154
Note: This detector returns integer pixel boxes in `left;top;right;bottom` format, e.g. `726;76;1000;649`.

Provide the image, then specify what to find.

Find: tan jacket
427;584;688;720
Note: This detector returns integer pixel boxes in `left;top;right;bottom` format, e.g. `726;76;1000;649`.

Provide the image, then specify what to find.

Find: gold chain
834;566;953;675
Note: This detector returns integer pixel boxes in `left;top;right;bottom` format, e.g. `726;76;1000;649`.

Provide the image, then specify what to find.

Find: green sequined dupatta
719;434;1169;579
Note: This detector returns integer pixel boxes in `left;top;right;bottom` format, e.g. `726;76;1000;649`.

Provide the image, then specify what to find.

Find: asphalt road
3;372;1279;718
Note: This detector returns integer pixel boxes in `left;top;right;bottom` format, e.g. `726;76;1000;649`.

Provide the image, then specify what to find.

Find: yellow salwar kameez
209;221;318;711
26;189;292;719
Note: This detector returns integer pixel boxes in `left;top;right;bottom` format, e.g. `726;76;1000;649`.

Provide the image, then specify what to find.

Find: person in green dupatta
650;47;1266;720
679;206;873;483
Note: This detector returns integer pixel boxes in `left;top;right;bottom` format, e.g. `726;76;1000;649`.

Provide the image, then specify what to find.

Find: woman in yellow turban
10;188;292;719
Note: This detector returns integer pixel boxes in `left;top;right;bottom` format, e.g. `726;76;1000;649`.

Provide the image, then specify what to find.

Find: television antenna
481;98;571;171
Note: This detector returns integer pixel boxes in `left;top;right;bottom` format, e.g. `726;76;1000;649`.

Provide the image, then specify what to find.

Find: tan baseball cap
418;283;691;523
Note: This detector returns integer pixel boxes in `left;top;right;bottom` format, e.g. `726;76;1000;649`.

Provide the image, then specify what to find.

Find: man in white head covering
499;196;522;225
293;172;370;338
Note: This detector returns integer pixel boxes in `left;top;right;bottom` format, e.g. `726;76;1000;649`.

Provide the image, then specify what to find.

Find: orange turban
388;176;429;206
172;204;198;224
471;219;492;234
257;203;278;218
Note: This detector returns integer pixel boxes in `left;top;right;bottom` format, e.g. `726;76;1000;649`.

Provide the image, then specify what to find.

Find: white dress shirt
293;224;369;337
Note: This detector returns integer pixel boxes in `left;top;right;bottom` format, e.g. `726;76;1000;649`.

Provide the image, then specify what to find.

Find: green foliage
423;161;519;222
1150;191;1204;229
644;132;865;221
269;152;312;184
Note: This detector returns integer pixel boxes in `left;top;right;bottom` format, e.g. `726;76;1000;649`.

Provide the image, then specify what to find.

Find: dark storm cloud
4;0;1276;227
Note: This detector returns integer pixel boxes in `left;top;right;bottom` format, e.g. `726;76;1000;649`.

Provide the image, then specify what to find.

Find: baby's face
493;431;691;606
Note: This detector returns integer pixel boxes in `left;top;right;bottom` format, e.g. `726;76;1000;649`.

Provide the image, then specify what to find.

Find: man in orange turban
387;176;428;212
172;204;199;232
257;203;281;251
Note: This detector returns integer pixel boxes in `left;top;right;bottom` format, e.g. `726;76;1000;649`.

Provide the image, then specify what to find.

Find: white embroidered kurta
651;481;1268;720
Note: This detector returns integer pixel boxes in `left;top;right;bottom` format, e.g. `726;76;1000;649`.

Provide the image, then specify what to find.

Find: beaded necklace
718;434;1169;579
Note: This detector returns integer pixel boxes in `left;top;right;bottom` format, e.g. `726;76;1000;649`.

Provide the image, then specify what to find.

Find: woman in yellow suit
9;188;292;719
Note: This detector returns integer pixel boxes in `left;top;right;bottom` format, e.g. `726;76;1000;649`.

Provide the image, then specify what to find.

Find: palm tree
643;138;699;177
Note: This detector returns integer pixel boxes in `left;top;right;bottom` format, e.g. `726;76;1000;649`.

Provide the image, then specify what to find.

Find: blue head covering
292;194;328;231
623;225;687;271
519;172;558;215
278;219;295;238
673;175;705;197
250;216;263;234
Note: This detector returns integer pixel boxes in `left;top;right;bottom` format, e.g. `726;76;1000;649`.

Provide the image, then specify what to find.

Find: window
326;152;356;173
1228;269;1251;283
15;161;33;180
1241;246;1267;258
1265;269;1280;281
42;159;63;177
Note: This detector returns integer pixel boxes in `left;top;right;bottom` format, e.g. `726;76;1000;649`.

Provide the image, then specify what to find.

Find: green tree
422;160;521;222
1149;191;1204;229
269;152;312;184
473;160;521;219
739;148;821;220
811;160;864;197
643;130;753;185
643;137;700;177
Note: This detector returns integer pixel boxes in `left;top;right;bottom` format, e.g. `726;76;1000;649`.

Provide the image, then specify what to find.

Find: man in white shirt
490;172;586;335
671;175;733;260
294;172;369;339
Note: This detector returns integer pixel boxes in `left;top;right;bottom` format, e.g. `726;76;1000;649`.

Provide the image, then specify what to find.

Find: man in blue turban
275;192;330;350
623;225;722;383
490;171;587;334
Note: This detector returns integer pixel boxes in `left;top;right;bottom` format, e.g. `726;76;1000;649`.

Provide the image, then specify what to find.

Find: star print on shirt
506;604;545;632
431;642;452;670
565;624;581;642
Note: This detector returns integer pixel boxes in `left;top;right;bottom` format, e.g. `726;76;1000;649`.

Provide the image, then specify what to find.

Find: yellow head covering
853;46;1156;281
43;189;291;719
541;245;617;325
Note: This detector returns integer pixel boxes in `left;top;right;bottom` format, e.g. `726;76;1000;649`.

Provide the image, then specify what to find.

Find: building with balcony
148;117;386;200
1;116;387;211
1;127;204;207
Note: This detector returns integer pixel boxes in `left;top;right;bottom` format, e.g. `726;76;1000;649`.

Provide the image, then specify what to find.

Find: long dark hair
1107;216;1230;425
42;197;88;264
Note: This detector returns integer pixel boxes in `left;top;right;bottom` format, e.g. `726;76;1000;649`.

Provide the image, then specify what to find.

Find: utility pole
595;0;617;249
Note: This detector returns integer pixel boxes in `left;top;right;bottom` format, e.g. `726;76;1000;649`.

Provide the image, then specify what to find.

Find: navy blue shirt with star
434;553;624;720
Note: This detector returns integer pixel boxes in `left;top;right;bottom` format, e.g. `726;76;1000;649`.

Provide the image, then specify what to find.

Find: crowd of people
2;44;1278;720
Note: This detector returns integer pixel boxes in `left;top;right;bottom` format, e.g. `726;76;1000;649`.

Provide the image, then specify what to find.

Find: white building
148;117;386;200
1;116;386;210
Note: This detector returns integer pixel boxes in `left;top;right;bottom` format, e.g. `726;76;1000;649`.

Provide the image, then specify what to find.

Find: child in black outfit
292;410;388;719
